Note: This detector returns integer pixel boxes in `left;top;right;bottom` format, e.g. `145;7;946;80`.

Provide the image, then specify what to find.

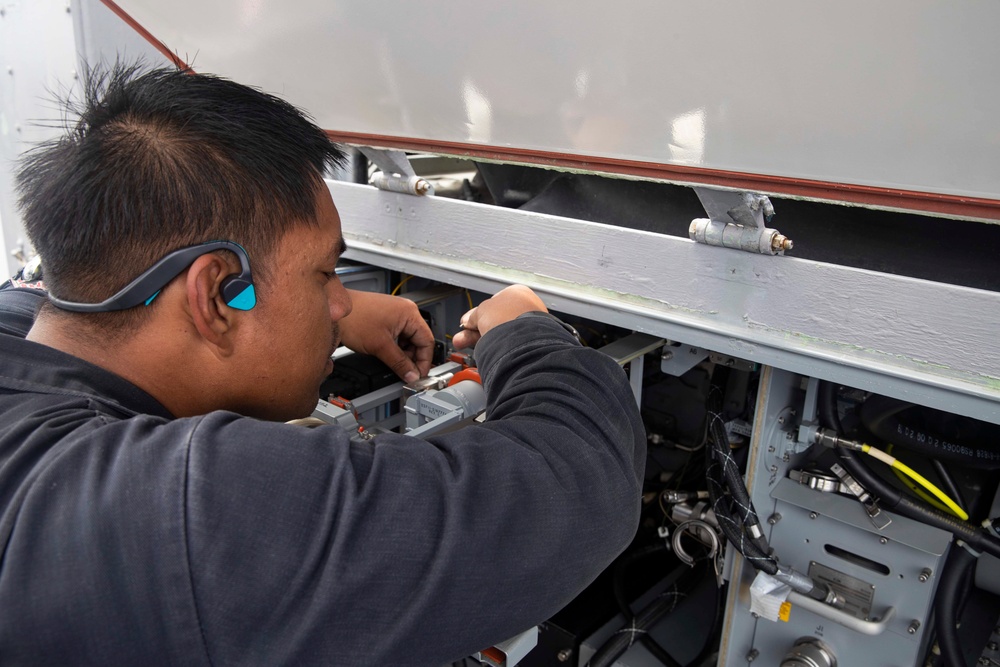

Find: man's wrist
515;311;583;345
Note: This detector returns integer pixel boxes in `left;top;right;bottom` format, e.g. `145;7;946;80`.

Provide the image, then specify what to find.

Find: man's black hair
15;62;346;332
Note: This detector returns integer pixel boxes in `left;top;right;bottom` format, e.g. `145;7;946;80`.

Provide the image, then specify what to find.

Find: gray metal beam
328;180;1000;424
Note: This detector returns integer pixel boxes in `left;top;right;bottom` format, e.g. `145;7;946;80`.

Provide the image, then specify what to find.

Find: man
0;64;645;665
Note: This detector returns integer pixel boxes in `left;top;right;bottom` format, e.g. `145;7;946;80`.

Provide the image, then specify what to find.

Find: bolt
746;648;759;662
771;234;794;252
908;619;921;634
768;445;775;453
980;658;991;666
751;612;760;619
777;416;785;425
768;513;782;525
919;568;932;583
880;537;889;545
662;350;674;360
557;648;572;662
782;452;791;461
726;358;735;366
809;511;818;520
770;465;779;474
988;642;998;652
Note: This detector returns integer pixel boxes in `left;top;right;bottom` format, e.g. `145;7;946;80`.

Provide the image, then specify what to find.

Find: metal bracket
689;187;792;255
359;147;434;196
661;343;709;376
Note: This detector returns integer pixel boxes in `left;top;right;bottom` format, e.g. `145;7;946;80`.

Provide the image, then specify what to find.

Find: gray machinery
3;2;1000;666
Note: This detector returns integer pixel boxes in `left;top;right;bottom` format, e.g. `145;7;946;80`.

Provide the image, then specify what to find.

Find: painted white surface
114;0;1000;204
0;0;79;277
329;180;1000;423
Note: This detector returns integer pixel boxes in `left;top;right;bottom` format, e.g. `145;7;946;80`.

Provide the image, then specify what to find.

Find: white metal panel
329;180;1000;424
0;0;79;277
109;0;1000;210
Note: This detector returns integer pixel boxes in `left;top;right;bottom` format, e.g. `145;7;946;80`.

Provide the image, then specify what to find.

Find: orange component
448;368;481;386
478;647;506;666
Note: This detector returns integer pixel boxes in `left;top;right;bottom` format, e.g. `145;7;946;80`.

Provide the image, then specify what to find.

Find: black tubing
934;542;977;667
611;544;683;667
705;388;776;570
861;394;1000;469
587;564;702;667
931;459;967;514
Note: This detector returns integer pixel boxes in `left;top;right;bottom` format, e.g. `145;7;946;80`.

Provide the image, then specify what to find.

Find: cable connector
814;429;864;451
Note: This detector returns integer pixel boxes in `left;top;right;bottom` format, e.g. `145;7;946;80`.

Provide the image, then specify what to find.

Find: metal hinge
689;187;793;256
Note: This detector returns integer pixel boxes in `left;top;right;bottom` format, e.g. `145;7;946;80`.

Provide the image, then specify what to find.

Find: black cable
611;543;683;667
860;394;1000;469
586;563;704;667
934;542;978;667
704;387;778;574
818;382;1000;559
932;459;967;515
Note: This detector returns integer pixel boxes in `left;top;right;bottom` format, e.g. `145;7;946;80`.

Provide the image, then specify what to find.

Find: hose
934;541;978;667
611;544;683;667
860;394;1000;469
587;562;704;667
817;383;1000;559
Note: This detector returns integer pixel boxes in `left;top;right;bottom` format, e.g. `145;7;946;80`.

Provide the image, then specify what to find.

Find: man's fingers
451;329;481;350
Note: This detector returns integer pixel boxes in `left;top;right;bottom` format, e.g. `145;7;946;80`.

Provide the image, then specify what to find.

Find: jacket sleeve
183;314;646;666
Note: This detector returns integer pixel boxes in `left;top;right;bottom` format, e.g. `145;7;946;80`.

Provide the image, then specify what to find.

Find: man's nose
330;281;352;320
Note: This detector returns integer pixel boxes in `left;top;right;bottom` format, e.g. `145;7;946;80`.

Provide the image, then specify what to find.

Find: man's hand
339;290;435;383
452;285;548;350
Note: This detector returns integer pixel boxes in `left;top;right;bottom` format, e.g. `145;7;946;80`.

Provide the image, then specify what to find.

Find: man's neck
27;313;216;418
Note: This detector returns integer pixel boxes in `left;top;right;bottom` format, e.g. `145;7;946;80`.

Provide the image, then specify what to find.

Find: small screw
908;619;921;634
777;416;785;424
726;358;735;366
988;641;998;652
746;648;759;662
768;445;775;453
662;350;673;360
768;513;782;525
557;648;572;662
809;511;818;520
880;537;889;545
782;452;791;461
919;568;932;583
751;612;760;619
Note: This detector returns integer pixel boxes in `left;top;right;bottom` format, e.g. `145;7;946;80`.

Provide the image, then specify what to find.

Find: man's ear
185;253;238;356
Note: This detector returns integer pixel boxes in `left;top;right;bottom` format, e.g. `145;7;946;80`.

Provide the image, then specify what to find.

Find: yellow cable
863;444;968;520
885;445;956;515
465;289;474;310
390;275;413;296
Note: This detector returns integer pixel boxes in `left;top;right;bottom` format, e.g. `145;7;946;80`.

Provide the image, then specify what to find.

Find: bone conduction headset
47;240;256;313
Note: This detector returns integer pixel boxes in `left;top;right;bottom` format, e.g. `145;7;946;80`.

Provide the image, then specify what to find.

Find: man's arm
183;285;646;665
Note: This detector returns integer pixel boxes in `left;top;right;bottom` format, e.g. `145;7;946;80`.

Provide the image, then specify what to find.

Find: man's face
233;187;352;420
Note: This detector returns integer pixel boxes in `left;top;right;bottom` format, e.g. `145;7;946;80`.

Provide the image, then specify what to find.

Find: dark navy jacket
0;288;644;666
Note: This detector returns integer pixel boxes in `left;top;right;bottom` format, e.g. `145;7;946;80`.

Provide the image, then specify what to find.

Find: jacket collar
0;333;174;420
